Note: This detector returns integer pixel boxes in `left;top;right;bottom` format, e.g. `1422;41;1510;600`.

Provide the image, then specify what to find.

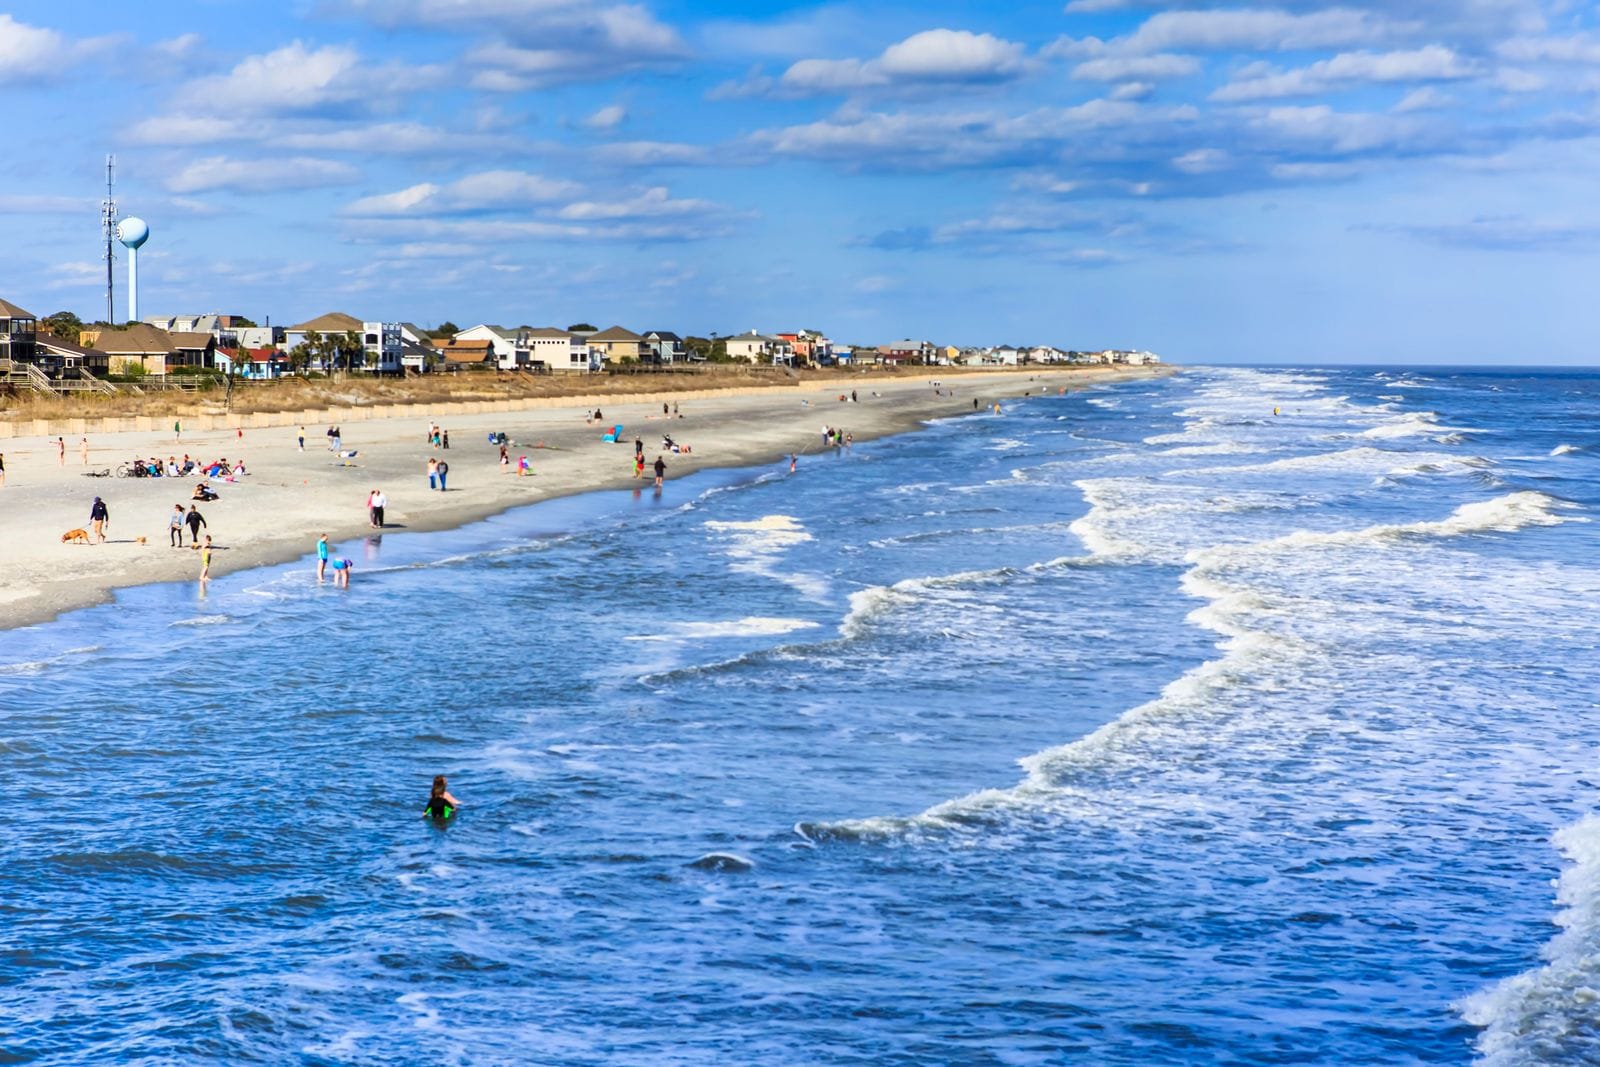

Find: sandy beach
0;366;1167;630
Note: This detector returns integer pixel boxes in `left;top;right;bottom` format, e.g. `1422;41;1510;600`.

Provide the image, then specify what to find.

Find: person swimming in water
423;775;459;821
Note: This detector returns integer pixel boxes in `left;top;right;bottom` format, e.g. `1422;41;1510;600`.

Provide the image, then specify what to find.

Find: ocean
2;365;1597;1065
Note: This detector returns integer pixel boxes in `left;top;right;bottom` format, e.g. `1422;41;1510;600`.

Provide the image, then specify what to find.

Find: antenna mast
102;154;116;323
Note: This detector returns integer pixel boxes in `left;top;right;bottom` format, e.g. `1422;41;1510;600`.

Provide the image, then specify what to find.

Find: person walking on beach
634;436;643;459
442;430;449;450
372;488;387;528
366;490;377;527
198;535;212;585
89;496;109;543
174;420;181;442
0;452;6;486
499;444;510;473
317;534;329;582
79;438;88;465
634;452;645;479
57;437;65;466
424;775;459;821
436;459;448;492
327;426;336;451
185;505;207;546
653;455;666;489
427;457;439;490
297;426;305;452
169;504;185;547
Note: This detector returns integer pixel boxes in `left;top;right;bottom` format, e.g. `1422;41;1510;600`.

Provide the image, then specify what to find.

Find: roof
287;312;362;333
643;330;682;342
524;327;577;339
727;331;776;343
0;297;36;319
883;339;929;349
169;332;215;350
92;323;177;355
36;332;95;357
432;337;492;363
587;325;643;342
456;324;515;341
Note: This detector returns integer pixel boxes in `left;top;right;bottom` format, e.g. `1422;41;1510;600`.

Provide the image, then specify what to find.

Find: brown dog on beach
61;528;91;544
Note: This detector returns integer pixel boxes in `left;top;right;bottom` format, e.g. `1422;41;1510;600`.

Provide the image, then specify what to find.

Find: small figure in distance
424;775;459;822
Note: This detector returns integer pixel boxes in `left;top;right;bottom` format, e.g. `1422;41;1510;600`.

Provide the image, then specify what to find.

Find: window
364;334;378;344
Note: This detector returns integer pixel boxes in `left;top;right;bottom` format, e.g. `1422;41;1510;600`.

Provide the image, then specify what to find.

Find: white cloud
1123;8;1405;53
591;140;714;165
1249;105;1418;153
166;156;359;194
1211;46;1475;102
0;14;112;83
1071;54;1201;82
555;186;719;220
1498;33;1600;65
0;194;91;214
129;115;248;145
1172;148;1233;173
1393;86;1452;112
775;29;1031;96
344;170;580;216
176;41;440;116
584;104;629;129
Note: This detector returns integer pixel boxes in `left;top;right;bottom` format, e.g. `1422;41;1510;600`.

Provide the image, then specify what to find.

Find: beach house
878;339;935;364
642;330;686;364
88;324;179;376
724;330;794;364
0;297;38;366
454;324;531;371
523;328;595;373
431;337;497;371
586;326;647;364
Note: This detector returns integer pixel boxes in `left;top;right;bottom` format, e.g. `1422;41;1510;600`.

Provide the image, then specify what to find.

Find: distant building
724;330;793;364
523;327;595;372
0;297;38;366
877;339;935;364
455;324;531;371
431;337;497;371
642;330;685;364
360;322;403;376
89;323;179;376
586;325;647;364
284;312;363;356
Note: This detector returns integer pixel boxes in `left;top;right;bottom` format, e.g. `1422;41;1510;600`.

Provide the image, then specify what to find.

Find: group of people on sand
426;422;450;450
820;426;852;448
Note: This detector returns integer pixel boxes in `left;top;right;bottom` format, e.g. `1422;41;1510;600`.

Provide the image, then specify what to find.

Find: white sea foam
813;489;1582;842
1193;446;1486;479
1463;814;1600;1065
1551;443;1582;457
0;645;103;675
627;617;821;641
705;515;827;599
170;615;234;627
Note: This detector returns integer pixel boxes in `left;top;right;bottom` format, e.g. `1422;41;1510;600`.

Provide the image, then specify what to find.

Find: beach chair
601;425;623;443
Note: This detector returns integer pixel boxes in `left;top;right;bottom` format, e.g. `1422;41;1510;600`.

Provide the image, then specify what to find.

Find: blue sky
3;0;1599;362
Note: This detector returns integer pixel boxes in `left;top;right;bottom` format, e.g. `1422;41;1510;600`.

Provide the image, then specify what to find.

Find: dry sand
0;366;1169;630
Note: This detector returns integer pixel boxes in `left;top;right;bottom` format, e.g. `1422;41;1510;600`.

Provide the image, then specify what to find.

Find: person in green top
424;775;459;821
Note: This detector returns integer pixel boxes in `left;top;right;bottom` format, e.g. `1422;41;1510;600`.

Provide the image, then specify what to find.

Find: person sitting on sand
193;482;217;502
424;775;459;821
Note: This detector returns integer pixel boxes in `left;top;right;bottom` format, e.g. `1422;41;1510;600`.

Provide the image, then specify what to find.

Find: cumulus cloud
753;29;1031;97
344;171;581;216
0;14;113;83
1211;45;1476;101
590;141;714;166
340;0;687;88
584;104;628;129
555;186;719;220
176;41;439;116
1071;54;1202;82
166;156;359;194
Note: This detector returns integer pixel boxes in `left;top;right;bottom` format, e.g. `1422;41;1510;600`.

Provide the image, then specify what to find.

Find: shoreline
0;366;1173;632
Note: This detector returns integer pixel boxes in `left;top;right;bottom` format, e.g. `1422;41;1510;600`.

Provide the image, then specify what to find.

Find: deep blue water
3;366;1599;1065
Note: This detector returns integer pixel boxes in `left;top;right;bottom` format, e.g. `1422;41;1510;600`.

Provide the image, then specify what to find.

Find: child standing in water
424;775;459;821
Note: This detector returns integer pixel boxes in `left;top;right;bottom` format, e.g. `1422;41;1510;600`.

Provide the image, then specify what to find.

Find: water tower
116;217;150;322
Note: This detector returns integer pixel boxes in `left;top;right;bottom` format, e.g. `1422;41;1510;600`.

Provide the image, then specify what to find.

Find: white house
361;322;403;376
524;327;595;373
724;330;793;363
455;324;530;371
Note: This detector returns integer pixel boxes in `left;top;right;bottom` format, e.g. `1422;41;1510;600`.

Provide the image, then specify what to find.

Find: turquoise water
2;366;1598;1064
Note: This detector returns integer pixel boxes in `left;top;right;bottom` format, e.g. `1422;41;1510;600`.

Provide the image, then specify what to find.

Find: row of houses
1;296;1158;382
